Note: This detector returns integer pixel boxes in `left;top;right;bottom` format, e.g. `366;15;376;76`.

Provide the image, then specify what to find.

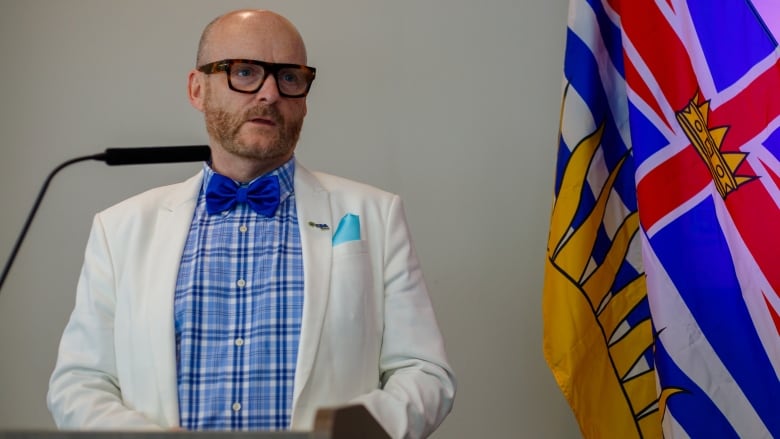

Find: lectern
0;405;390;439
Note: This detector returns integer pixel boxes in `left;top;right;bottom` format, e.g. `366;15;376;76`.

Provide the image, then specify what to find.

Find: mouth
248;116;277;127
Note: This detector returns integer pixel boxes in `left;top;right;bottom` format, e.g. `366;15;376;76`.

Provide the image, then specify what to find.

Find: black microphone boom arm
98;145;211;166
0;145;210;293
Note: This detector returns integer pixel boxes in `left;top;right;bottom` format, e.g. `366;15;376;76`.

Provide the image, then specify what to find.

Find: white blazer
47;162;455;439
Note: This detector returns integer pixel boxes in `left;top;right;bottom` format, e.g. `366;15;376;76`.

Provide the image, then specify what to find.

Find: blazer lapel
143;172;203;426
291;163;333;408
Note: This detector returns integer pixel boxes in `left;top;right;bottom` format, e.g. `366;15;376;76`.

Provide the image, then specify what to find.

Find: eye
279;70;304;85
231;63;263;80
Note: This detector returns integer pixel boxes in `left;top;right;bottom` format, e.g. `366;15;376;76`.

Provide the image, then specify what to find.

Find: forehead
204;12;307;65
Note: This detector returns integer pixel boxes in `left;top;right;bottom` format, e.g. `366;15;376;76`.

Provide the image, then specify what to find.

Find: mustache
244;105;282;124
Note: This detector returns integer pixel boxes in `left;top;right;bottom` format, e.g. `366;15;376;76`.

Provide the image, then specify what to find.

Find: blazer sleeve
350;195;456;439
47;214;163;429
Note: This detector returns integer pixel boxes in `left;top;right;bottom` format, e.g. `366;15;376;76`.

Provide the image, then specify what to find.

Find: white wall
0;1;579;437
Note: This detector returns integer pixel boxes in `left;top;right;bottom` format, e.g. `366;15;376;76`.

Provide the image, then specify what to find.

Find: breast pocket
328;239;380;363
331;239;371;308
332;239;368;258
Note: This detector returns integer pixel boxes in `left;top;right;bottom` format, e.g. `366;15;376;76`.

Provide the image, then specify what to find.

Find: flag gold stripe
548;123;604;260
583;211;640;307
609;318;653;378
598;275;646;341
624;371;658;417
556;154;628;282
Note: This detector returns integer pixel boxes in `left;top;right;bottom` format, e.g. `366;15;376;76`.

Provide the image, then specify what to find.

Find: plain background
0;1;579;437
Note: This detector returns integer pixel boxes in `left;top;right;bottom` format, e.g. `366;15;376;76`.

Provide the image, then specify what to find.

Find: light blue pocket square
332;213;360;245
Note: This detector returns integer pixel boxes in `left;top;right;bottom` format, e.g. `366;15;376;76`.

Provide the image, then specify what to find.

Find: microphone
0;145;211;293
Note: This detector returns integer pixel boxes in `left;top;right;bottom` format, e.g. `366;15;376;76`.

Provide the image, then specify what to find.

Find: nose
255;73;280;104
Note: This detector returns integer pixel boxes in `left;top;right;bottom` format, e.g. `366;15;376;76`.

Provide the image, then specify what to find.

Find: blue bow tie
205;173;280;216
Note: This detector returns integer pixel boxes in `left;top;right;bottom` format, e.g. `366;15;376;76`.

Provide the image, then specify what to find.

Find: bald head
196;9;307;67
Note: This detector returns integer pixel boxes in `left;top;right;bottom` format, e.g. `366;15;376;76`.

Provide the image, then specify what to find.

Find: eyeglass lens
229;62;311;96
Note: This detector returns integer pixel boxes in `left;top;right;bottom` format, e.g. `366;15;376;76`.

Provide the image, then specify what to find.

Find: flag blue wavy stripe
562;3;625;158
562;29;633;228
585;0;623;74
651;198;780;435
554;136;572;194
562;29;609;126
688;0;776;92
654;338;740;438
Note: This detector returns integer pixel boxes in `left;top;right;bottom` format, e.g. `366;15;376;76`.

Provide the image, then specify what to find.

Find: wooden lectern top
0;405;391;439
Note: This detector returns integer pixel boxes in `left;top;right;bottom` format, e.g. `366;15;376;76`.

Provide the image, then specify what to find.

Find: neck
209;147;293;183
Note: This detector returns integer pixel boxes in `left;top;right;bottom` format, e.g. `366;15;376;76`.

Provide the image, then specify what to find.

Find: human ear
187;70;205;112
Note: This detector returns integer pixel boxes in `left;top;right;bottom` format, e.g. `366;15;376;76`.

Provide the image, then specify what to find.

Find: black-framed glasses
197;59;316;98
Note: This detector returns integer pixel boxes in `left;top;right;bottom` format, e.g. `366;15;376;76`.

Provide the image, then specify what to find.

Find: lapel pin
308;221;330;231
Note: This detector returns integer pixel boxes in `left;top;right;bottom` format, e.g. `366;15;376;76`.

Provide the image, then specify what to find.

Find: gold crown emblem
675;95;753;199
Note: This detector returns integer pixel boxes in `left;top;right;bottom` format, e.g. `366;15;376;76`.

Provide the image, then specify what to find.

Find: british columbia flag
543;0;780;437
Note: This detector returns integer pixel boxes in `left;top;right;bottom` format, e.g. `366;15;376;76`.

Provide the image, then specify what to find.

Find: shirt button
239;225;248;233
232;402;242;412
234;337;244;347
237;279;246;287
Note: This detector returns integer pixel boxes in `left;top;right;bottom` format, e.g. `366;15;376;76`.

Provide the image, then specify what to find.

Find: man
47;9;455;439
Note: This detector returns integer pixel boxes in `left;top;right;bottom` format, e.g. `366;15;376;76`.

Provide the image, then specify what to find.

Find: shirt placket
230;206;253;429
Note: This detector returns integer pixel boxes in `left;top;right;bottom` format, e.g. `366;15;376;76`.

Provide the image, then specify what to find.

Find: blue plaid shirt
174;159;304;430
